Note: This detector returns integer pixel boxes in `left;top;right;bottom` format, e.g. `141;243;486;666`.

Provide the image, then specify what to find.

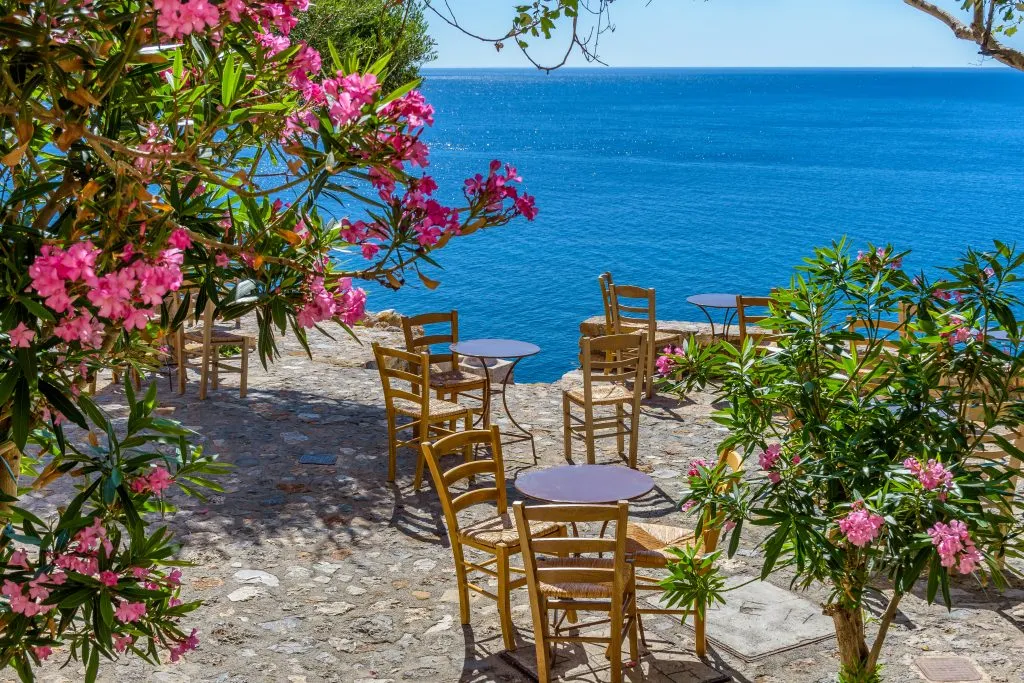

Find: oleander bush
658;241;1024;682
0;0;534;677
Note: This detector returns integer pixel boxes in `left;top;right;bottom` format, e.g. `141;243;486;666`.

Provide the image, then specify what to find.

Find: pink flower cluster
758;444;783;484
928;519;983;574
687;458;709;478
169;628;200;662
28;239;184;343
656;345;684;376
837;502;884;548
295;275;367;328
155;0;308;39
130;466;175;495
856;247;902;269
154;0;218;39
904;457;953;491
465;161;538;221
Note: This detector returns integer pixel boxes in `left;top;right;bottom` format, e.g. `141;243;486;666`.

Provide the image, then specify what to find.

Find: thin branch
866;590;904;670
903;0;1024;70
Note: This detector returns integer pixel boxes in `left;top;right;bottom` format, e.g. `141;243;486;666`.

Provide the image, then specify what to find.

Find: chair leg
627;581;639;664
608;597;623;683
413;421;427;491
176;329;186;395
462;414;473;464
645;338;656;399
533;596;552;683
562;393;572;463
199;341;210;401
694;601;707;658
584;403;596;465
386;412;398;482
239;337;249;398
452;547;471;625
496;545;515;651
212;347;220;390
628;399;641;470
615;404;625;456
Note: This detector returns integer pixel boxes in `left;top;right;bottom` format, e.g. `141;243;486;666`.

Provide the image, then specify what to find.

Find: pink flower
655;349;677;376
99;571;119;587
114;634;134;653
758;444;781;471
983;266;995;280
167;228;192;250
687;458;709;478
169;628;199;662
767;471;781;484
167;568;183;586
132;566;149;579
838;505;884;548
7;322;34;348
9;549;29;569
155;0;220;39
681;500;697;513
2;580;22;599
791;455;801;465
114;601;147;623
904;457;953;491
929;519;983;574
215;252;230;268
33;646;52;661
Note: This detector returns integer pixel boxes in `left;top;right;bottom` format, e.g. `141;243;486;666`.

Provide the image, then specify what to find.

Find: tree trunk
830;604;873;681
0;438;20;509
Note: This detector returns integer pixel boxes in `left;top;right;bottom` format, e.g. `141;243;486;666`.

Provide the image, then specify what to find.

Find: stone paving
21;314;1024;683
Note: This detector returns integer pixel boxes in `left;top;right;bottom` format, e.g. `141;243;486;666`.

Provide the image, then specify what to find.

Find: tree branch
866;590;904;671
903;0;1024;70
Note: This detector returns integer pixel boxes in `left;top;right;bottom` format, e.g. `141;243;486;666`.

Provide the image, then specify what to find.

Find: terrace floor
26;315;1024;683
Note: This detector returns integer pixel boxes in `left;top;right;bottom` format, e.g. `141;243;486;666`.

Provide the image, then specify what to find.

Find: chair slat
452;487;500;513
444;459;498;486
530;537;617;555
521;504;626;523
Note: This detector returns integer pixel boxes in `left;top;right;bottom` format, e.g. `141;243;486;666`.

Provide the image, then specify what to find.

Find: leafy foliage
293;0;437;91
659;240;1024;679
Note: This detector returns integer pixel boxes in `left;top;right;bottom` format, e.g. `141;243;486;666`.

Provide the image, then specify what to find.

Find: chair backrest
401;311;461;368
736;295;780;345
372;343;431;414
599;272;616;332
609;283;656;337
698;449;744;554
847;317;902;360
580;333;646;401
513;499;630;603
963;403;1023;496
422;426;508;537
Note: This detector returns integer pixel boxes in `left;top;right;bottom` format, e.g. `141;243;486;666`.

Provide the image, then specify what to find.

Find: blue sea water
371;68;1024;382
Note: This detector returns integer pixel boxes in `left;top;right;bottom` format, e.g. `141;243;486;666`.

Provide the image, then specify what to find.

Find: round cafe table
686;293;739;340
450;338;540;462
515;464;654;504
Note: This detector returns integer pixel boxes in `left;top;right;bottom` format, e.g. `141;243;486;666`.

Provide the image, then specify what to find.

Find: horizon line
422;64;1008;71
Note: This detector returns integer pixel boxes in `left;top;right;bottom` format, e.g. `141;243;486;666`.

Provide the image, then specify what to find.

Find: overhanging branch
903;0;1024;70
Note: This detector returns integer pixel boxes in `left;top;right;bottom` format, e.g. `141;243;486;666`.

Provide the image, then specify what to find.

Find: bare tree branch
903;0;1024;70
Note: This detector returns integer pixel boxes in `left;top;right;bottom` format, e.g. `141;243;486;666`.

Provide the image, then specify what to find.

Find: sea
363;68;1024;381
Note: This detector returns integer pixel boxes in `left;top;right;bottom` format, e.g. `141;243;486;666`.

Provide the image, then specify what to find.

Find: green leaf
84;640;99;683
12;378;30;450
38;379;88;429
221;54;237;106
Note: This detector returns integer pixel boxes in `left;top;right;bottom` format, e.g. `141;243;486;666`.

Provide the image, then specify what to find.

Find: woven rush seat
539;579;617;600
626;521;697;568
392;396;467;419
565;383;634;405
460;513;560;548
429;369;485;390
184;327;247;344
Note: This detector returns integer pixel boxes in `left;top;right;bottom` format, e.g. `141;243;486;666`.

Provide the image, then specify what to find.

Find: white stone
233;569;281;587
346;585;367;596
281;431;309;444
316;601;355;616
227;585;261;602
412;559;436;572
424;614;454;635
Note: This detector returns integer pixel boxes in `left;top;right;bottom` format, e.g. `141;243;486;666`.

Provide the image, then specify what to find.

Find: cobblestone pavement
22;316;1024;683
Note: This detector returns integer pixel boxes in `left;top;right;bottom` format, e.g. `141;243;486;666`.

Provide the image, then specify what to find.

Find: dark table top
450;338;540;360
515;464;655;504
686;293;740;309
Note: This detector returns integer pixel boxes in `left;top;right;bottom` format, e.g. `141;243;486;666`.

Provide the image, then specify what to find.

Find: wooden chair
563;333;646;468
401;311;487;425
625;449;743;657
608;283;681;398
735;295;784;348
963;403;1023;567
513;500;638;683
845;317;903;392
422;426;563;650
184;298;252;399
374;343;473;490
598;272;616;333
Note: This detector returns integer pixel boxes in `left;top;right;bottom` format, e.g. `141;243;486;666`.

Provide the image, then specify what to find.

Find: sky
425;0;1021;68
